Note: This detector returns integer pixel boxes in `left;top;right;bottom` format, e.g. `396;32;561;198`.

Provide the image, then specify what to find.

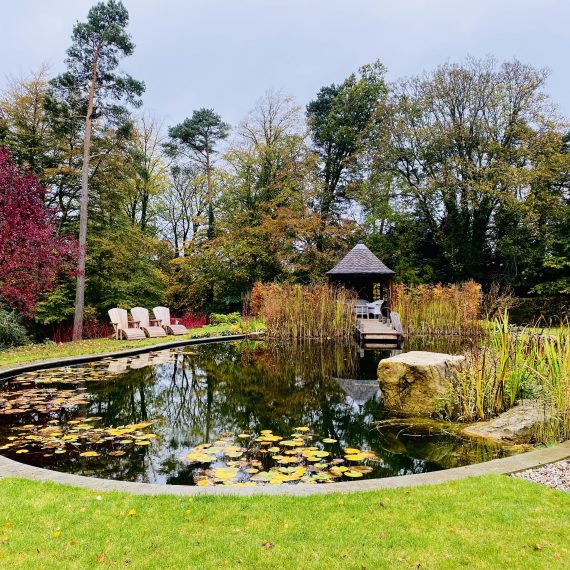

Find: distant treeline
0;1;568;334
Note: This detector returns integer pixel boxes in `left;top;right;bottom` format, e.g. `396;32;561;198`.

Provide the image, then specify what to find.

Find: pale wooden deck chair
153;306;188;335
131;307;167;338
108;308;146;340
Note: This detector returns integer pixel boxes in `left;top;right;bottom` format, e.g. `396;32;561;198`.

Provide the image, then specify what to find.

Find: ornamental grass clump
446;312;539;422
392;281;482;336
532;328;570;443
250;282;356;340
446;312;570;443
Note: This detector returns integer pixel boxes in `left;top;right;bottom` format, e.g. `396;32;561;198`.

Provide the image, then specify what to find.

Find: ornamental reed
250;282;356;340
392;281;482;336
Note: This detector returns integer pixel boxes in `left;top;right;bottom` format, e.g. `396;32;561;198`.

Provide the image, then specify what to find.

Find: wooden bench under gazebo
327;242;404;347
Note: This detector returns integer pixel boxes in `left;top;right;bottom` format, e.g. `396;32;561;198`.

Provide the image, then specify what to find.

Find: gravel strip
511;460;570;492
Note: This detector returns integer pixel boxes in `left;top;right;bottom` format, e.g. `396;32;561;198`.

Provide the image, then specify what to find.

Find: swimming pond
0;339;516;486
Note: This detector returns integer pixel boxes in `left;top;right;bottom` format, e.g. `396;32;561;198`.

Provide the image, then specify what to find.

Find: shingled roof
326;243;395;276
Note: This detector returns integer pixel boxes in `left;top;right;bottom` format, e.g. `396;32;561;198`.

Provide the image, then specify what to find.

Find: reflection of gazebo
326;242;395;307
334;378;380;411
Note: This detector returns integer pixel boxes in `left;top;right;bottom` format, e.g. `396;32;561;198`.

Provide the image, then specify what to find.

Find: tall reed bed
533;331;570;442
446;312;570;443
250;282;356;340
393;282;482;336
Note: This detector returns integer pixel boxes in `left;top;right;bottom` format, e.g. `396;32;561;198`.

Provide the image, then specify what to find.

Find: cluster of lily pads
0;417;157;458
185;428;379;486
6;351;182;390
9;362;126;386
0;387;91;415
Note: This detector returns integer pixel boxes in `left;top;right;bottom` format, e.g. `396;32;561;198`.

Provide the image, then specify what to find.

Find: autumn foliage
0;148;76;317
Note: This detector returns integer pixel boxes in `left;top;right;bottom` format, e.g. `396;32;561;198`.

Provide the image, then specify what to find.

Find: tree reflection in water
0;340;514;485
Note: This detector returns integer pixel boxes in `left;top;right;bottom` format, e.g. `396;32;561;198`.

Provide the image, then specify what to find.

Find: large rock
378;351;465;416
461;400;549;444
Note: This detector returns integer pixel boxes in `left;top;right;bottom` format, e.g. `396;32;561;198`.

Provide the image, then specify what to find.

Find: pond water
0;339;516;486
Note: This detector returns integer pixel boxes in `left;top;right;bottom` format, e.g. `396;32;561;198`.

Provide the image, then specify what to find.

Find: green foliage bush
0;308;29;348
209;312;242;326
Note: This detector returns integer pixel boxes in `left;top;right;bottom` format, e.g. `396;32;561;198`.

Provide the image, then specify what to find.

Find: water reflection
0;339;512;485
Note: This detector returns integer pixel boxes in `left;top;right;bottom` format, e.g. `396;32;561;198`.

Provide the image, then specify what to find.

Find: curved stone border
0;333;261;380
1;441;568;496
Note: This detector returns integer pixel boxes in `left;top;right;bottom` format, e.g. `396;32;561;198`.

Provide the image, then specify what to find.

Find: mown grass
0;476;567;569
0;320;264;368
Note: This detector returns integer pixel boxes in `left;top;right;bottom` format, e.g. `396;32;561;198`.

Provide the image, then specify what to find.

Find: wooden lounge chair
153;306;188;335
108;308;146;340
131;307;167;338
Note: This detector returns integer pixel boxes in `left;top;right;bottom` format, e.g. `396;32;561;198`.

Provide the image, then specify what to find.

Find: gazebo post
386;275;393;310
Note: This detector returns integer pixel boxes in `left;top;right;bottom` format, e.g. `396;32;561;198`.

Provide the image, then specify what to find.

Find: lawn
0;476;567;569
0;321;264;368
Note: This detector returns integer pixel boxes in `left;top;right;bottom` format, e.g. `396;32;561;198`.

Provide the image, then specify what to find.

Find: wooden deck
356;312;404;348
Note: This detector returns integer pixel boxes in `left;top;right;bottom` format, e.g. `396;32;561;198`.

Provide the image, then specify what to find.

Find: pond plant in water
250;282;356;340
443;312;570;443
184;428;378;486
392;281;482;336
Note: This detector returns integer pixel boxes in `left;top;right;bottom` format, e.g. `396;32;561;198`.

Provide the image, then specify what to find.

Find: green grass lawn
0;321;264;368
0;476;567;569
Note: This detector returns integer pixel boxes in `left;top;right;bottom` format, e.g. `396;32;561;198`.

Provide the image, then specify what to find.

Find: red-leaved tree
0;147;77;317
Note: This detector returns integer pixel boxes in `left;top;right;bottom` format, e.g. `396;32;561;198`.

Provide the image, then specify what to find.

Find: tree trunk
72;49;99;341
204;152;215;308
205;152;214;240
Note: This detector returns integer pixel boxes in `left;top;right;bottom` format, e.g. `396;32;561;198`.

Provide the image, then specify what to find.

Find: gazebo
326;242;395;308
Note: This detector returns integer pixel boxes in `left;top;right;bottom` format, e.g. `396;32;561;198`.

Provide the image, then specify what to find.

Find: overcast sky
1;0;568;127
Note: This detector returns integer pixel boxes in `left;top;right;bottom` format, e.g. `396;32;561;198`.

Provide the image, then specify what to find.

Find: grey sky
1;0;568;127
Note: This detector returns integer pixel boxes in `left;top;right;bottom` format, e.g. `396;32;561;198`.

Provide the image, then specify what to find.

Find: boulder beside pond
461;400;549;444
377;351;465;416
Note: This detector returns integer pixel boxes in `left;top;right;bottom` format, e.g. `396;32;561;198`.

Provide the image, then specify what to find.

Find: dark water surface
0;339;515;485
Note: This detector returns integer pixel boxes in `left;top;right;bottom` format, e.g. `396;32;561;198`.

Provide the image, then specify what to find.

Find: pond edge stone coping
1;441;568;496
0;336;568;496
